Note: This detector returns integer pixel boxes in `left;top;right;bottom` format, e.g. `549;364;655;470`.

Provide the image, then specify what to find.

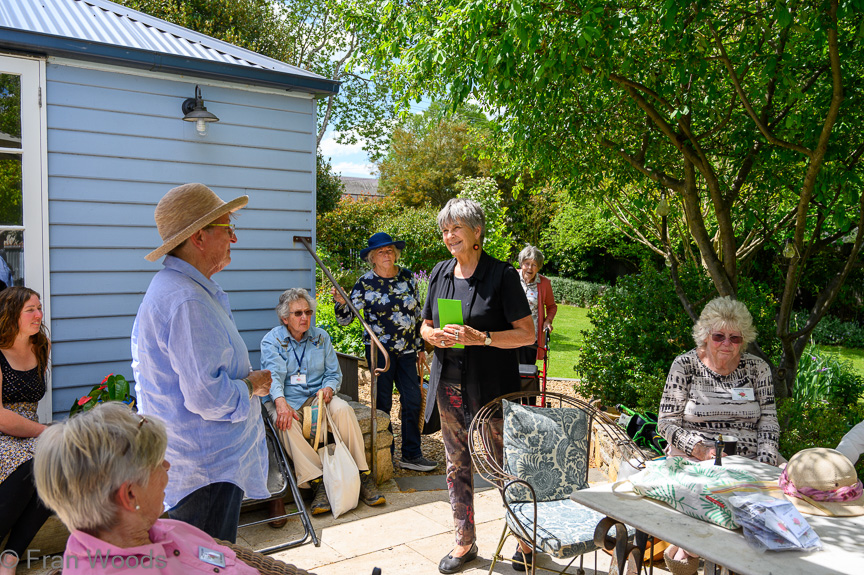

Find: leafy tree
348;0;864;398
120;0;399;155
316;152;344;214
540;191;657;282
0;74;22;225
377;102;491;206
456;177;514;262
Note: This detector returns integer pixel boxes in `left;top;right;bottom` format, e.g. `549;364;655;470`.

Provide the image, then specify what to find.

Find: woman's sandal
663;545;700;575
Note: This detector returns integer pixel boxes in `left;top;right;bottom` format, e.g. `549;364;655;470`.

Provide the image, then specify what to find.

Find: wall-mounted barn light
182;85;219;136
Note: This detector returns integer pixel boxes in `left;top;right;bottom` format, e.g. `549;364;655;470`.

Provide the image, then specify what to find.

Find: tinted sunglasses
712;333;743;344
290;310;314;318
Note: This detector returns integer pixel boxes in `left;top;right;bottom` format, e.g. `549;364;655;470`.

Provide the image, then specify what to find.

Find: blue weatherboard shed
0;0;338;420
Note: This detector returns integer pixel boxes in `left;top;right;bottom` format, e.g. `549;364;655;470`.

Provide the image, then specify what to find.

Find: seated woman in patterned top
657;296;780;574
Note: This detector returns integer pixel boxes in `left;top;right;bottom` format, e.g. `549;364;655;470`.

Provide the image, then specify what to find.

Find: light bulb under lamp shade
181;85;219;137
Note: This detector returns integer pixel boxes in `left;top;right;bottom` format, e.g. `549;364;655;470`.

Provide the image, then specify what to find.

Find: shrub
457;177;514;262
316;196;401;270
377;205;450;273
546;276;607;307
794;345;864;409
777;398;864;477
315;287;365;357
792;311;864;349
575;264;780;413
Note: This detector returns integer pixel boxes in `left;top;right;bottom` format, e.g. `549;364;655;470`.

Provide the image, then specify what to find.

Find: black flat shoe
438;543;478;574
511;545;533;572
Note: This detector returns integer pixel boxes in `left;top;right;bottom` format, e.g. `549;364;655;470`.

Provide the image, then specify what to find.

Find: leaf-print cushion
503;400;590;502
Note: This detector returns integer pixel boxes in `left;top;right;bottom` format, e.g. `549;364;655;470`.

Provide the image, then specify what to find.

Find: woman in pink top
32;402;299;574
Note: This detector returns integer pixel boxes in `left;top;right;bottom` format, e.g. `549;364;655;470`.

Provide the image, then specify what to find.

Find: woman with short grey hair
33;402;270;574
276;287;316;320
516;245;557;376
657;296;780;574
421;197;534;573
436;198;486;244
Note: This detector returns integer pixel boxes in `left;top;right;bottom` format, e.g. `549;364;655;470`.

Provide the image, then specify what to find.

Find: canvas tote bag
317;399;360;518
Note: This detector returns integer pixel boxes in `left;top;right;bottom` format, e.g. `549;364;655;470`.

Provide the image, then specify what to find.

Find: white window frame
0;54;52;421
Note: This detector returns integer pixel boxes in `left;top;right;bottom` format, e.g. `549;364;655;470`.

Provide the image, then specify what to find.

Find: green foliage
316;196;401;272
315;287;365;357
575;265;780;412
376;206;450;273
70;374;136;417
778;398;864;476
316;152;345;215
540;194;657;281
378;103;491;206
793;312;864;349
779;345;864;472
456;176;514;262
0;75;22;226
794;345;864;408
546;276;607;307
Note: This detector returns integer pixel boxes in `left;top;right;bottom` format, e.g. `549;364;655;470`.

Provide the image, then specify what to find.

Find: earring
473;243;480;251
135;505;141;510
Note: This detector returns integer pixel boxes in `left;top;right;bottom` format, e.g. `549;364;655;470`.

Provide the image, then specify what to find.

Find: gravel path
356;373;581;478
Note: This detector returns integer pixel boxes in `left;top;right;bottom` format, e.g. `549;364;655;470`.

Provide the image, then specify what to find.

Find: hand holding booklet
437;298;464;349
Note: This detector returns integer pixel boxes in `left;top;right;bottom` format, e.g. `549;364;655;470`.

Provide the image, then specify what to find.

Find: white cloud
319;131;366;157
332;161;378;178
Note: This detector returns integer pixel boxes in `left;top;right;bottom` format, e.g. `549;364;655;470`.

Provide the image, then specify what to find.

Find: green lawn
540;305;864;380
543;305;591;379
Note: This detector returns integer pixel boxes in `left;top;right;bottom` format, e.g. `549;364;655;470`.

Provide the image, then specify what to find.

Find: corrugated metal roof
0;0;339;95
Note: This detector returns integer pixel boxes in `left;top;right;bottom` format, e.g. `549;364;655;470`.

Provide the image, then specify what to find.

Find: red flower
97;385;107;391
101;374;112;384
77;396;93;406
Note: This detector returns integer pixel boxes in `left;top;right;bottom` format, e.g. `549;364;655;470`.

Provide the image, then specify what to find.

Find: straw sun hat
145;183;248;262
780;447;864;517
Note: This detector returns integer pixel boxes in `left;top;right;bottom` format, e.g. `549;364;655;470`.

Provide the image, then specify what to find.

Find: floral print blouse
335;267;423;355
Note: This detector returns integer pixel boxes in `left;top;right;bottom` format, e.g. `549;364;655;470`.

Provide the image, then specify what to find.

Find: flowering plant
70;373;136;417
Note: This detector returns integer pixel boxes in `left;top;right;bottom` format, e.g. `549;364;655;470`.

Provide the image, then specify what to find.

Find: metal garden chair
468;391;648;575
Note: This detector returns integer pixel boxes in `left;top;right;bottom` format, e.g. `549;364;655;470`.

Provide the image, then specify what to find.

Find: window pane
0;74;22;149
0;156;22;225
0;230;22;288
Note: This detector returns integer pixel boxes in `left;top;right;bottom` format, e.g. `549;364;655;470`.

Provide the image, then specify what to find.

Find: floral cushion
502;400;590;502
506;499;615;558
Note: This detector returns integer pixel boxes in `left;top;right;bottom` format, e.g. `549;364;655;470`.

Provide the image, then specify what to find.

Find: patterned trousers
437;377;503;546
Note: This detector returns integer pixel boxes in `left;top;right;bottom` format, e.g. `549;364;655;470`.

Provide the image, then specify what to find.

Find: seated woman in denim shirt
260;288;384;520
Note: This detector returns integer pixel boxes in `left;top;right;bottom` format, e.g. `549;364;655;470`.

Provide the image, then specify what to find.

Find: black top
422;251;531;418
0;350;45;404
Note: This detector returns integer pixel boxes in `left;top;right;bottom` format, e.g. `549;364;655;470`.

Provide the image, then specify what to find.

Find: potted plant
70;373;136;417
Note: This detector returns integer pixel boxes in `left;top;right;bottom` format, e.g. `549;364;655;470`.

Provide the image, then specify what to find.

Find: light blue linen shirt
260;325;341;410
131;256;269;508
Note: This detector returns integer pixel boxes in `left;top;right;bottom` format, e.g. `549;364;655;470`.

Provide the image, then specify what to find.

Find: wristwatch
484;331;492;346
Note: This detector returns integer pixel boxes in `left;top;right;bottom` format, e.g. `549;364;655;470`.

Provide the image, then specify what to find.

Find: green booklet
437;298;465;349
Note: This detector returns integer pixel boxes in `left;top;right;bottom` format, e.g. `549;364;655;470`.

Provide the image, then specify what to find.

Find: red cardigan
534;274;557;360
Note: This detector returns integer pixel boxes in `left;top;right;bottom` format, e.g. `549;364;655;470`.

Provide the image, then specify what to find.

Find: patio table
571;455;864;575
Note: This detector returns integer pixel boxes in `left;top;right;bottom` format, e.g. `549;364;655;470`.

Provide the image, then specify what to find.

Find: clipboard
437;298;464;349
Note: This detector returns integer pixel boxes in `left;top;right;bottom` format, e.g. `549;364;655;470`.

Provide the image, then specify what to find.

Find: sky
319;129;377;179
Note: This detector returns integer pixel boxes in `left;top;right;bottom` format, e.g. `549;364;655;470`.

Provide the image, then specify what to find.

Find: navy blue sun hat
360;232;406;260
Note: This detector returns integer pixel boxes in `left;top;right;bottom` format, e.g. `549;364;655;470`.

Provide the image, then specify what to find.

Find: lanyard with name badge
289;336;308;386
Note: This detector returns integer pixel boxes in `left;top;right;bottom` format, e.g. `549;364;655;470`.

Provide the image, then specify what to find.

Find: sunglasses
711;333;744;344
290;310;314;318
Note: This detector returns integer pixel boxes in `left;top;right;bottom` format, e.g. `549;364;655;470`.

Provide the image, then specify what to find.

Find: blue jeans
167;482;244;542
367;348;422;460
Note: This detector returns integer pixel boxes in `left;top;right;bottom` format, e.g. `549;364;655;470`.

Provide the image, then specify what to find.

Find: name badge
731;387;755;401
198;546;226;568
291;373;307;385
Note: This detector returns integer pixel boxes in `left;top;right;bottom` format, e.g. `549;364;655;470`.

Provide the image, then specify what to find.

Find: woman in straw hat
131;183;272;542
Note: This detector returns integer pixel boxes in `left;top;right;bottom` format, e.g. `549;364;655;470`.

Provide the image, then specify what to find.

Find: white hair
692;296;758;349
437;198;486;242
34;402;167;533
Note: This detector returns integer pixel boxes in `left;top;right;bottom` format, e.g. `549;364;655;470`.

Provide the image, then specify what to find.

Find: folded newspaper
727;493;822;552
